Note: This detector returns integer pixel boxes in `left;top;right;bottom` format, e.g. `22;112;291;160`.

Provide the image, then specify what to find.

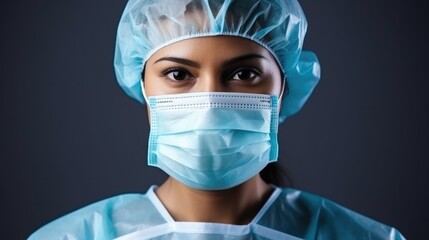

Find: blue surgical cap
114;0;321;122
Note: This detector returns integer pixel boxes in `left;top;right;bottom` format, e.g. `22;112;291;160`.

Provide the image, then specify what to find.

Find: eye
164;68;193;81
230;68;260;81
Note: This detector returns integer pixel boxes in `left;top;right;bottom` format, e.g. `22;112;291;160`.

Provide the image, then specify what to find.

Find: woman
29;0;405;239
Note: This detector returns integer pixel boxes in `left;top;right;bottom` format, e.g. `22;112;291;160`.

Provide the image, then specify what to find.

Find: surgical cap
114;0;321;122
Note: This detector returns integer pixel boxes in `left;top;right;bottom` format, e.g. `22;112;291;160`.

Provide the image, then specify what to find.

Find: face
144;36;283;98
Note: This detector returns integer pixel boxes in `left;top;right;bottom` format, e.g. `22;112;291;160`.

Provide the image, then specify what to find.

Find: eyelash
161;67;262;82
162;67;193;82
228;67;261;81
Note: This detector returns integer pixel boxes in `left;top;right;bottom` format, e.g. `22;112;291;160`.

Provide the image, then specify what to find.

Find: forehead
146;36;277;64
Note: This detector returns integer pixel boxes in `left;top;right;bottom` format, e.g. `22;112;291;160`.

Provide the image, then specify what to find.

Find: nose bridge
196;70;225;92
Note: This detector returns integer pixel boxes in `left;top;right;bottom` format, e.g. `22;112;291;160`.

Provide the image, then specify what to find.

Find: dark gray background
1;0;428;239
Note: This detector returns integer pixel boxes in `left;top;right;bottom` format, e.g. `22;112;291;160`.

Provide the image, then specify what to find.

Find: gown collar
146;185;283;225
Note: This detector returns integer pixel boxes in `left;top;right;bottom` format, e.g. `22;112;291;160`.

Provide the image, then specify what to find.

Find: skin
144;36;283;225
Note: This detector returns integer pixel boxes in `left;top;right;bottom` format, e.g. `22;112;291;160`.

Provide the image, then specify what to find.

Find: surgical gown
28;186;405;239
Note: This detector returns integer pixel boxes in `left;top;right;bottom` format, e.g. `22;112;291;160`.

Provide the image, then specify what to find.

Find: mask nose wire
141;74;286;114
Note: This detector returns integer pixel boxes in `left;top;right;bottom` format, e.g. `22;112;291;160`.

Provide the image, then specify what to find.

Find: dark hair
260;162;293;187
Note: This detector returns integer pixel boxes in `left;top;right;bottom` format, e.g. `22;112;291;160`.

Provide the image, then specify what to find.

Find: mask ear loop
277;75;287;114
140;77;149;104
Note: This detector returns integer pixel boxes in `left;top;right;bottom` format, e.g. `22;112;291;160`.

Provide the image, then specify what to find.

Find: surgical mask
147;92;279;190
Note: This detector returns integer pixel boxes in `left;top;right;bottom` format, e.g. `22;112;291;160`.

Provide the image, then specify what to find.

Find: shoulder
28;193;150;240
272;188;405;239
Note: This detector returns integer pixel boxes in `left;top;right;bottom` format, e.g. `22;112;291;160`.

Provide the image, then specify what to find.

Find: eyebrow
223;54;266;66
154;57;200;67
153;54;266;68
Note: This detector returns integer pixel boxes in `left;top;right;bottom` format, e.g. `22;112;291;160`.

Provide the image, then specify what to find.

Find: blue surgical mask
147;92;279;190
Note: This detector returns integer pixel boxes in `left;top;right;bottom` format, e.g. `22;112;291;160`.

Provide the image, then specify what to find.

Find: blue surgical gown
28;186;405;239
